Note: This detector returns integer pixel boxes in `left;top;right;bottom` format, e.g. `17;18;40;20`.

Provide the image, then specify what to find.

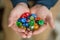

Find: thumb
47;12;55;29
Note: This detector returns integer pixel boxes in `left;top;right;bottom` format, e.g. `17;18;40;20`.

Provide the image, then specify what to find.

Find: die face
16;22;22;27
20;12;30;18
25;23;29;27
34;23;39;30
23;23;29;28
20;14;27;18
20;18;27;23
35;17;41;21
16;13;45;31
29;26;34;30
31;14;37;18
24;12;30;17
38;20;44;26
30;16;34;20
29;20;34;26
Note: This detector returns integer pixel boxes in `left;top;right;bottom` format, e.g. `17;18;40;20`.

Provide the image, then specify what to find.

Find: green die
16;21;22;27
30;16;34;20
38;20;44;26
29;26;34;30
29;20;34;26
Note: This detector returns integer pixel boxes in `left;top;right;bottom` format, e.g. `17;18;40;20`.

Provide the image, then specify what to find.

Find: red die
24;12;30;17
20;12;30;18
35;17;41;21
20;14;26;18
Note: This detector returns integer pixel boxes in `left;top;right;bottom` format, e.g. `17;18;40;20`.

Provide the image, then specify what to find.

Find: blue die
20;18;26;23
23;23;29;28
31;14;37;18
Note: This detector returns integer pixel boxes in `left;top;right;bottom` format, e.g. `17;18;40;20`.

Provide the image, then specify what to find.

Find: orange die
34;23;39;30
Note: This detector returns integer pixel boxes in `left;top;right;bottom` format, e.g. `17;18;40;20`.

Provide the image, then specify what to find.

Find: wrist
15;2;28;8
11;0;28;7
17;2;27;6
33;4;48;10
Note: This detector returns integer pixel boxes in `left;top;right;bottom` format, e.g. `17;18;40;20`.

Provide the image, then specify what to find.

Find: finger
16;32;27;38
20;32;27;38
8;16;14;27
33;24;47;35
27;31;32;38
10;23;25;32
8;22;13;27
47;12;55;29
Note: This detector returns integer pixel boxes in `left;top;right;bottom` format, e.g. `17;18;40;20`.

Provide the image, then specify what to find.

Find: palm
8;3;32;38
30;5;55;35
8;4;55;38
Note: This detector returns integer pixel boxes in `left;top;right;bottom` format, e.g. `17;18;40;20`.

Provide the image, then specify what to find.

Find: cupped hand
30;5;55;35
8;3;32;38
8;3;55;38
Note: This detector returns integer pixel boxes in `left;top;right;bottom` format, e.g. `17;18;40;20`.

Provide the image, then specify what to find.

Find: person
8;0;58;38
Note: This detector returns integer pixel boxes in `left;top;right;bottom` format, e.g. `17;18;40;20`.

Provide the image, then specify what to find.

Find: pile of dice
16;12;45;31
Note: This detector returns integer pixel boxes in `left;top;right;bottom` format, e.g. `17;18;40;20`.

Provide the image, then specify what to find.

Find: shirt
11;0;58;9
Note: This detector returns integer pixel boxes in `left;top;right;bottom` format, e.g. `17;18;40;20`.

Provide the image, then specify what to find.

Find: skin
8;3;32;38
30;4;55;35
8;3;55;38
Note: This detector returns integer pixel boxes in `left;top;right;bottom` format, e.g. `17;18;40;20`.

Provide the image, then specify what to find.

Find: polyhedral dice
16;12;45;31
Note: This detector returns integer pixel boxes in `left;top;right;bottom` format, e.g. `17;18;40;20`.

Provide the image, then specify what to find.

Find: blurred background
0;0;60;40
